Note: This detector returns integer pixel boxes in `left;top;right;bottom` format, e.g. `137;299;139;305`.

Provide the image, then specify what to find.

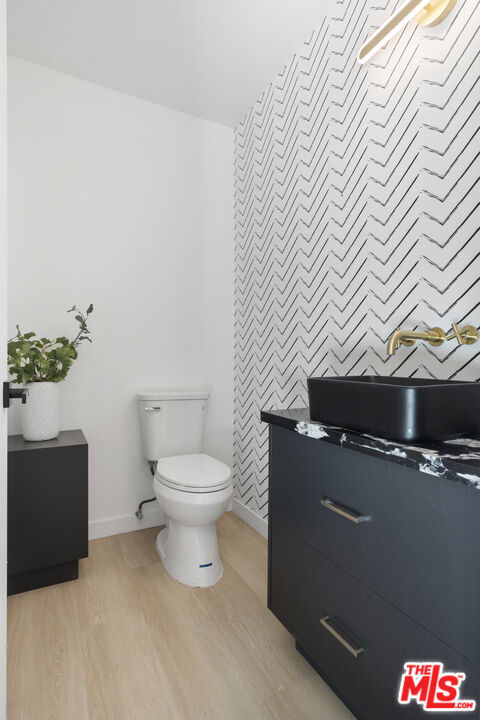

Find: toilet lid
155;453;231;492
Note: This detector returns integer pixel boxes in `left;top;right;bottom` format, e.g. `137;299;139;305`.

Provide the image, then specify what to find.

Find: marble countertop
260;408;480;490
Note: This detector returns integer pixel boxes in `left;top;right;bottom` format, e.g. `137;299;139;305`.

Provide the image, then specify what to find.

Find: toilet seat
155;453;231;493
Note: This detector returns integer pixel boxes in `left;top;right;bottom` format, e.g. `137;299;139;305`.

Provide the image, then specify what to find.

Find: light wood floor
7;512;353;720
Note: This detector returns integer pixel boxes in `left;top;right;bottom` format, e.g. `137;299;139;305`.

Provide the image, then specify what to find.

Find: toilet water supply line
135;461;157;520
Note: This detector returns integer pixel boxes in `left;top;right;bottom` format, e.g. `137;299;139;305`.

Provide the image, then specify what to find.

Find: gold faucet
387;323;479;356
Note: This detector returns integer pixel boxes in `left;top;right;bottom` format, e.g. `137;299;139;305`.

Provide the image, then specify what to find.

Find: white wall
7;58;234;537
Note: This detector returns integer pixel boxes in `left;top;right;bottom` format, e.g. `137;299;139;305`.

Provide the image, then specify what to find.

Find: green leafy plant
7;304;94;383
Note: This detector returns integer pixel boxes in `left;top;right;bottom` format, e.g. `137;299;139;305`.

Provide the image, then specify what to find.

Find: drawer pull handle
321;497;370;524
144;406;161;412
320;616;364;658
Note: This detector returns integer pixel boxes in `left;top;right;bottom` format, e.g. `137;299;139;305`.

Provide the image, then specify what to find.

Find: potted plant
7;304;94;441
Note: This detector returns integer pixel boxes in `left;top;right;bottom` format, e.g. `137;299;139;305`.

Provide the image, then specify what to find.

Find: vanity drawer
269;425;480;664
269;520;479;720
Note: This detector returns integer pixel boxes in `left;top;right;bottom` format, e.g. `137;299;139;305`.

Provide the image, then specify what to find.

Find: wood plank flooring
7;512;353;720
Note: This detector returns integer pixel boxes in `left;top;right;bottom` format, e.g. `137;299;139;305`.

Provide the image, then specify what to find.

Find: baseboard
232;498;268;539
90;499;266;542
89;503;165;540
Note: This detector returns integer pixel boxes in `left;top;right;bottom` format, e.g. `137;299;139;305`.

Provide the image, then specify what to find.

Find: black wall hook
3;382;27;409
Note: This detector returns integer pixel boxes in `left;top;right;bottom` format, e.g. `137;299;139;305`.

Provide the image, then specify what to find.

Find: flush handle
320;616;364;658
321;497;370;524
144;406;161;412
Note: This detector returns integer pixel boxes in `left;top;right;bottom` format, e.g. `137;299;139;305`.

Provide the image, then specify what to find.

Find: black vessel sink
307;376;480;443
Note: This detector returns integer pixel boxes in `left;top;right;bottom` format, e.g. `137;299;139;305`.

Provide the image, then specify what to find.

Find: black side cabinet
8;430;88;595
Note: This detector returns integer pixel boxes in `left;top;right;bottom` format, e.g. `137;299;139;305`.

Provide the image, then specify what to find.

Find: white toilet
137;389;232;588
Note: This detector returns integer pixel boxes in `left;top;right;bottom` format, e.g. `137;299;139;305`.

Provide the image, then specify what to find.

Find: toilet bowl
153;453;232;587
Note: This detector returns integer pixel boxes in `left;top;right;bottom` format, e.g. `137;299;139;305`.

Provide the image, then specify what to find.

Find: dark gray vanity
262;408;480;719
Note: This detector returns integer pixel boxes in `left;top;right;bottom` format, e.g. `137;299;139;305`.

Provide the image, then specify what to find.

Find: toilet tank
137;389;209;461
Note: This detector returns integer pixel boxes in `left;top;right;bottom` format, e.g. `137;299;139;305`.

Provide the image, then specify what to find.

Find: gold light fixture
358;0;457;64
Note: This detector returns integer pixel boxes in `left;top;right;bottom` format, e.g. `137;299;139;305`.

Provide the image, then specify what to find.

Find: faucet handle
446;323;479;346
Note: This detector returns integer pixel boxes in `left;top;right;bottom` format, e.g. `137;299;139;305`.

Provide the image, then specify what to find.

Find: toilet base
155;522;223;588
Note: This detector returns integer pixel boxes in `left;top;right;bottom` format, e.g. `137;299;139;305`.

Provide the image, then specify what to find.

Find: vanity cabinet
8;430;88;595
265;418;480;719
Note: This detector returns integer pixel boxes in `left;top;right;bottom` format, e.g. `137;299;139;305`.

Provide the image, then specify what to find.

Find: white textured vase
22;382;60;441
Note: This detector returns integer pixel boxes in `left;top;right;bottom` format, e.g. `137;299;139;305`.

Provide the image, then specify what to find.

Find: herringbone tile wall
233;0;480;521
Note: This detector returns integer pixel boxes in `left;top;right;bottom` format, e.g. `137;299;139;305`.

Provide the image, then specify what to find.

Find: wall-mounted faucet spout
387;327;445;356
387;323;479;356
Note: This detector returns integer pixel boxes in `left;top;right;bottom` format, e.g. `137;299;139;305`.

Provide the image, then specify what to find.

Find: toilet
137;389;232;588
